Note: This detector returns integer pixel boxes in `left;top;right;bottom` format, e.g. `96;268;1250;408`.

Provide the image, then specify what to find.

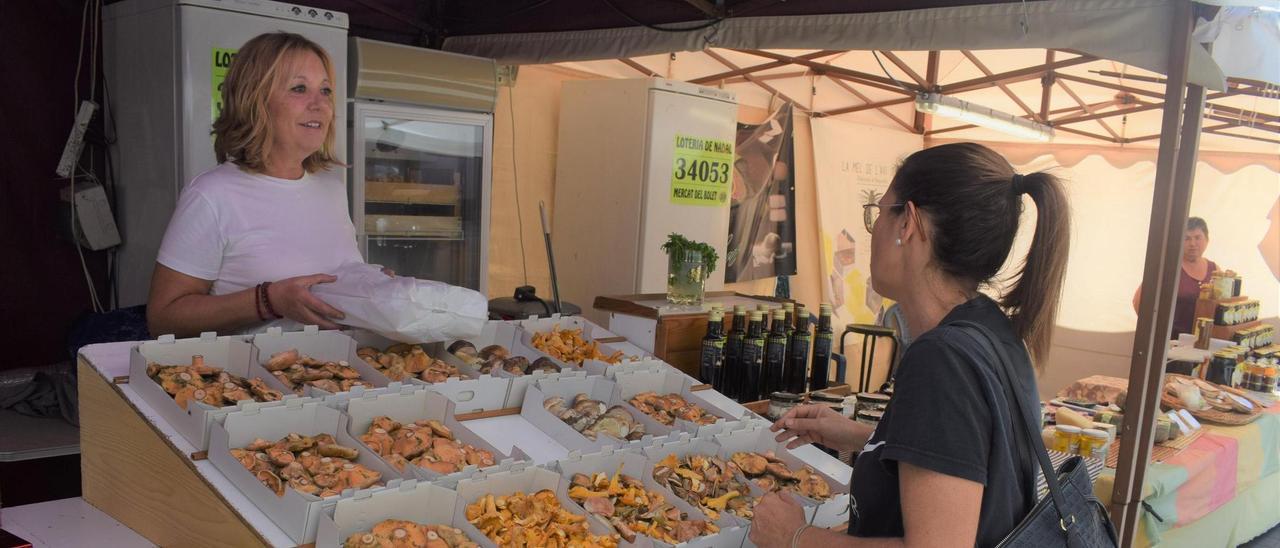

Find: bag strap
951;320;1073;525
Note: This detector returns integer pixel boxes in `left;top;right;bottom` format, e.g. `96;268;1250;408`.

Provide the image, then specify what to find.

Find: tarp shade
443;0;1227;91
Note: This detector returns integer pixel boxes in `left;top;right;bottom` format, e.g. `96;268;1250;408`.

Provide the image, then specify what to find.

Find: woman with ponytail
754;143;1071;548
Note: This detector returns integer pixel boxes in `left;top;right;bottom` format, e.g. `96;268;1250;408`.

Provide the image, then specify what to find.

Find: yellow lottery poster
671;134;733;206
211;47;237;122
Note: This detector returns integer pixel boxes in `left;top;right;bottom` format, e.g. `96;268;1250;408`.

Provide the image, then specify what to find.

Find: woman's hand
267;274;345;329
749;492;807;547
771;404;866;452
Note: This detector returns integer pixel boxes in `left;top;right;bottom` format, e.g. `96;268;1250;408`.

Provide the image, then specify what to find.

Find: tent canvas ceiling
550;47;1280;154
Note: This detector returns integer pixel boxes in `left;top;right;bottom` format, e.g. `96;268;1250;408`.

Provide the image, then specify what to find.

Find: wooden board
1210;319;1263;342
364;182;458;205
78;359;268;548
364;214;462;239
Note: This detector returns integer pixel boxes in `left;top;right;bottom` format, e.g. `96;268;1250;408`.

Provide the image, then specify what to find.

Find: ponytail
1000;172;1071;365
889;143;1072;368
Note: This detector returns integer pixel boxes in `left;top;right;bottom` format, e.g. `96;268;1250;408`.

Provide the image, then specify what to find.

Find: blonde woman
147;33;358;337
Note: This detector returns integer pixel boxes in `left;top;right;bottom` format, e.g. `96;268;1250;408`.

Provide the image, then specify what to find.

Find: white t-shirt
157;162;364;299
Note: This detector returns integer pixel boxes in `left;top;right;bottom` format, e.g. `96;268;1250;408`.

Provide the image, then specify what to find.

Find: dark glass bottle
721;305;747;399
699;310;725;387
787;305;812;393
740;310;766;402
810;303;834;390
763;309;789;398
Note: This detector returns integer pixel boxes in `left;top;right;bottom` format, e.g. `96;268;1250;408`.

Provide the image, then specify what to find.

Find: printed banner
725;103;798;283
671;134;733;206
811;118;923;327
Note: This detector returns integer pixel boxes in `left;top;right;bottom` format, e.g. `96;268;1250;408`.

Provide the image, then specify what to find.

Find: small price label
671;134;733;207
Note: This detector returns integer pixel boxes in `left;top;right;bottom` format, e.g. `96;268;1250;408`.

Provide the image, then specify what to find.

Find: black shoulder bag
952;321;1118;548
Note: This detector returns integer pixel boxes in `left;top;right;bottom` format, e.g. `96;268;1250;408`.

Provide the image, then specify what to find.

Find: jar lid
1082;428;1108;439
810;391;845;403
855;410;884;421
1055;425;1082;434
770;391;803;402
856;392;891;403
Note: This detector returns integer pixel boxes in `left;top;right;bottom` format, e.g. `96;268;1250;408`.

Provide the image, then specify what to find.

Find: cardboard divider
522;377;659;454
639;434;758;531
344;329;482;385
452;464;618;547
424;375;513;414
252;326;390;397
128;332;308;450
326;385;528;484
586;357;698;383
315;479;480;548
208;401;401;545
612;367;752;438
711;420;852;528
552;447;747;547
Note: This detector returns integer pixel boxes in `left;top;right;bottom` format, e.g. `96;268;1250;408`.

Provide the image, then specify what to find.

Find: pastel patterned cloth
1094;403;1280;546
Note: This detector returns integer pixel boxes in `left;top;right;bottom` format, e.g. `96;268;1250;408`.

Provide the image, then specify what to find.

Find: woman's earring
895;238;902;246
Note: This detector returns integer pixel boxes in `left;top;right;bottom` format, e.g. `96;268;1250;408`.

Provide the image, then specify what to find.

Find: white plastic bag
311;262;487;343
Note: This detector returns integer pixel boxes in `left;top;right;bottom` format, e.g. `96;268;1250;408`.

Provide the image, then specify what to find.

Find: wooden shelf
365;214;462;239
364;182;458;205
1211;319;1264;342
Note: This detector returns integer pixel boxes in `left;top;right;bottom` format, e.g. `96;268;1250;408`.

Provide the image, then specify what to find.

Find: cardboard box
326;385;527;484
345;329;483;385
612;366;753;438
253;326;389;397
437;321;575;404
552;446;746;547
208;400;401;545
315;479;480;548
451;463;616;548
128;332;307;450
522;376;659;453
512;314;619;341
712;420;852;528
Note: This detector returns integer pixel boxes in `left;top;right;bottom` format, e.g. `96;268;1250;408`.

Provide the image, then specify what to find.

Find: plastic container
1053;425;1082;454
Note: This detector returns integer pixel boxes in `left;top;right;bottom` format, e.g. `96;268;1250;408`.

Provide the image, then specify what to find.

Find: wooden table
593;292;792;378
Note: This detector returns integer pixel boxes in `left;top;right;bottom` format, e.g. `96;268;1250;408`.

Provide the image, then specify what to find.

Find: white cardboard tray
612;366;754;438
127;332;308;450
711;420;852;529
315;478;482;548
345;329;483;385
325;384;528;484
522;376;661;454
639;434;756;530
553;446;747;547
253;326;389;397
451;463;617;548
207;400;401;545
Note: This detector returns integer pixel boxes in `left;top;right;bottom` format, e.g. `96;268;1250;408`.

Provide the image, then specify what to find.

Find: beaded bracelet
253;283;268;321
261;281;282;319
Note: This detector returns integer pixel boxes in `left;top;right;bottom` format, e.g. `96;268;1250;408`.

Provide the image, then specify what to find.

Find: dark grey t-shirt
847;295;1038;547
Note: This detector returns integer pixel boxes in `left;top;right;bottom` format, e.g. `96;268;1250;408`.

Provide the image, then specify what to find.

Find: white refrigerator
552;78;738;325
104;0;348;306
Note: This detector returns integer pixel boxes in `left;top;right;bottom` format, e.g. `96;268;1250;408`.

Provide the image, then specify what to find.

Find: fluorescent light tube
915;92;1055;142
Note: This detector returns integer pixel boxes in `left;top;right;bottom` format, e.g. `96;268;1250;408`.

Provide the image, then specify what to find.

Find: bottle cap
783;302;794;312
734;305;747;314
750;311;764;320
819;303;833;313
774;309;786;320
709;310;723;321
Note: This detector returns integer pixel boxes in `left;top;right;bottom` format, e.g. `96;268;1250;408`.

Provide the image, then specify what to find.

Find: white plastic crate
327;384;527;484
552;446;747;547
315;479;481;548
252;326;389;397
208;400;401;545
128;332;307;450
451;463;617;548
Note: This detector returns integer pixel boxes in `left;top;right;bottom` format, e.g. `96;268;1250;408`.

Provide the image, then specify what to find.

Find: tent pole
1109;1;1202;545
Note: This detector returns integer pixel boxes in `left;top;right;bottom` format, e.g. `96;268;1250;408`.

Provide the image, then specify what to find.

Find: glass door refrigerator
348;38;497;294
